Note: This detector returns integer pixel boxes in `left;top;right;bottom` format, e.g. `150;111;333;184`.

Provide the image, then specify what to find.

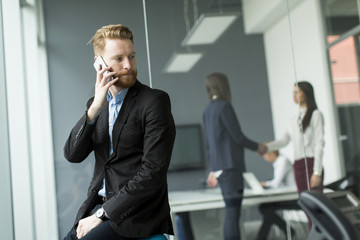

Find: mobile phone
93;56;113;82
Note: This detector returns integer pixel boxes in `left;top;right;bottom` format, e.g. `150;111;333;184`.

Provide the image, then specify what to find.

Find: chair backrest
325;173;360;198
298;191;359;240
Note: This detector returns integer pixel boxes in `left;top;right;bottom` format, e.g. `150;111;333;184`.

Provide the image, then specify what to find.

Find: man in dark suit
63;24;176;240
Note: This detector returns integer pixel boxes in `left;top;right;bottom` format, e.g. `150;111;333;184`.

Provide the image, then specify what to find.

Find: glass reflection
42;0;360;238
144;0;293;239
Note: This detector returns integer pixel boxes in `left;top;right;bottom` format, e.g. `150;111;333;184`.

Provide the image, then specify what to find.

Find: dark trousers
256;200;299;240
218;169;244;240
175;212;194;240
63;204;129;240
293;158;324;195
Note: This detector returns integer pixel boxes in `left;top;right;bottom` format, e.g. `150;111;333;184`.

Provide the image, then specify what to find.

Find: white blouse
266;108;325;174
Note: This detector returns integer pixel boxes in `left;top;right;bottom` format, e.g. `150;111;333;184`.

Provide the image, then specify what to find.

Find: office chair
298;191;359;240
324;172;360;198
141;234;167;240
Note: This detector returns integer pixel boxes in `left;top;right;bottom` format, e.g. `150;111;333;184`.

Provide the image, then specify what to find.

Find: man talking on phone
63;24;176;240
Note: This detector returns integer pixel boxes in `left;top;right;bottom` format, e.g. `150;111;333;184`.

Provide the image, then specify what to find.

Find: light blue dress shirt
98;88;129;197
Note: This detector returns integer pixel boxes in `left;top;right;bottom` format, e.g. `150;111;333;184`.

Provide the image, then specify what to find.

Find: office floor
244;220;309;240
189;208;309;240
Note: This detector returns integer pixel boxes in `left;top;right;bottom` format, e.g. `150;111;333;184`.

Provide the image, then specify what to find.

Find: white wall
243;0;345;184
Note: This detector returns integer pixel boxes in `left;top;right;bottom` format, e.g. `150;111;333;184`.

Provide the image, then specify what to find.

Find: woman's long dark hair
296;81;318;131
205;72;232;103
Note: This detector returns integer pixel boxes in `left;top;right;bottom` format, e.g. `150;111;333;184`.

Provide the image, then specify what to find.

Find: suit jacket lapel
109;81;139;160
98;101;111;159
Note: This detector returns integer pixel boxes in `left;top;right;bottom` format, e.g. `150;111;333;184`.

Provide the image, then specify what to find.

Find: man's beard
115;69;137;88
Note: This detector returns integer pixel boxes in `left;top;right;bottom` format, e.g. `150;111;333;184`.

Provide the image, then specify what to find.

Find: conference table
168;186;299;239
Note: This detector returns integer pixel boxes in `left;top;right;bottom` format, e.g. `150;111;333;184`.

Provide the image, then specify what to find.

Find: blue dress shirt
98;88;129;197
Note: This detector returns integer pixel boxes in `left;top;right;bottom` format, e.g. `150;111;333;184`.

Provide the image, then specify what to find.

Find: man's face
102;38;137;89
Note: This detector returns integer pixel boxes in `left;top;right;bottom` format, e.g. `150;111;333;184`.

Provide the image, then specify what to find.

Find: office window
323;0;360;175
43;0;353;238
324;0;360;45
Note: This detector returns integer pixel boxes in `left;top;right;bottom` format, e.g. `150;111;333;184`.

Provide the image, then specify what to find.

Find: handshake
257;143;268;156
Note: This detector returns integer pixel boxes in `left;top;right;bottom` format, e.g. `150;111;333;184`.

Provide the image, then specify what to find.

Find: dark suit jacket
64;80;176;238
203;99;258;176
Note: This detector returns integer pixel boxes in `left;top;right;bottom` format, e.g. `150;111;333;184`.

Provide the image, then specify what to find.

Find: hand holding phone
93;56;113;82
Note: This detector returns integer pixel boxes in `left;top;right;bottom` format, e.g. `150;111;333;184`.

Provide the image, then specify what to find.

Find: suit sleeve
220;103;258;151
63;98;96;163
103;91;175;224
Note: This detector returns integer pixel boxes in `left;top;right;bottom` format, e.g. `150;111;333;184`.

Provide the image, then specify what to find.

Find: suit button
105;165;110;169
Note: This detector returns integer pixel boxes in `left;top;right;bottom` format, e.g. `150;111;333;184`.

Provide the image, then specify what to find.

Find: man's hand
207;172;218;188
257;143;268;156
76;214;103;239
87;65;118;122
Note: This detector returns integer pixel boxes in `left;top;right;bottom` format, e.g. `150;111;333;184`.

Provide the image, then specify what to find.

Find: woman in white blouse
266;81;325;195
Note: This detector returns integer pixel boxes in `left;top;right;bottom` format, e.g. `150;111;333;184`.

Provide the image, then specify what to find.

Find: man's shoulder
133;80;170;99
311;109;324;121
277;155;292;165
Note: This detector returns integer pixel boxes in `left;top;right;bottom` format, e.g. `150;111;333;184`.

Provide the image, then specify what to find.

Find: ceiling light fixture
181;12;240;46
163;52;204;73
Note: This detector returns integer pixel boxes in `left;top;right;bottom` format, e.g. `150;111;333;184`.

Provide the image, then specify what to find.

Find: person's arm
102;91;176;224
63;103;96;163
207;171;219;188
266;128;291;152
311;110;325;187
86;66;118;121
220;103;258;151
203;114;211;170
64;65;118;163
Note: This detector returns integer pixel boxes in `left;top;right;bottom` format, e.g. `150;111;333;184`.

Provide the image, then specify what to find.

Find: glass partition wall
144;0;274;187
143;0;319;239
41;0;357;239
143;0;356;238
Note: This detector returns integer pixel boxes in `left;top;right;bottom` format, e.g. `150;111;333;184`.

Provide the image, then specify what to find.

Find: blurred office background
1;0;360;239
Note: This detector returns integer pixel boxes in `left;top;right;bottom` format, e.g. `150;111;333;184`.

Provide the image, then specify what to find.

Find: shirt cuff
103;207;110;219
313;169;322;176
213;170;223;178
87;118;97;125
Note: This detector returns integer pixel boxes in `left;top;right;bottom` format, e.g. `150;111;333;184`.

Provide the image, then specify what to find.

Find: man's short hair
88;24;134;56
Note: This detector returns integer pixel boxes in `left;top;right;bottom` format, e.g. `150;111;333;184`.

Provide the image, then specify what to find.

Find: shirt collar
107;88;129;104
